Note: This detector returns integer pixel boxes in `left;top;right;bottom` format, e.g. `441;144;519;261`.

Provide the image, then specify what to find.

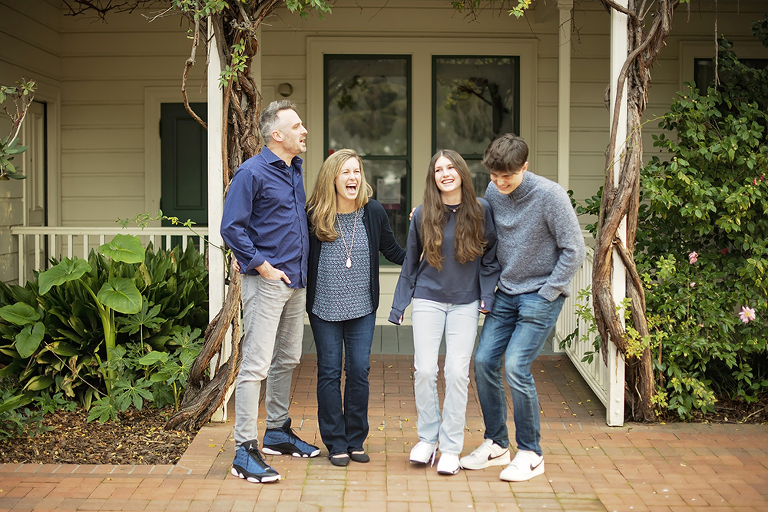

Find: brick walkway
2;354;767;512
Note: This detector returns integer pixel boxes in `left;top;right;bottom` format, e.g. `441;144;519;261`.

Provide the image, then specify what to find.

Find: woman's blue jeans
309;311;376;456
474;290;565;456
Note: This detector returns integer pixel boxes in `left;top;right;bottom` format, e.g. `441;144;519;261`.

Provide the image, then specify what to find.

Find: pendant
346;257;352;268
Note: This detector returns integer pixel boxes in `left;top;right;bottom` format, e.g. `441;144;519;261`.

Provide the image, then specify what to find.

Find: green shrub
637;33;768;418
573;30;768;419
0;238;208;416
638;78;768;417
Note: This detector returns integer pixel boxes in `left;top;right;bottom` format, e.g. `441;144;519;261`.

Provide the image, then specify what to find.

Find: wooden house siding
0;0;62;283
58;10;205;227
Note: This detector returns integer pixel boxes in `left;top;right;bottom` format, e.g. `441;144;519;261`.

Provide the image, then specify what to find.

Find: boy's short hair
483;134;529;174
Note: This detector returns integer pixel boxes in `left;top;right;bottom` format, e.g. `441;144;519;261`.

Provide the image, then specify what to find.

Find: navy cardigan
307;199;406;315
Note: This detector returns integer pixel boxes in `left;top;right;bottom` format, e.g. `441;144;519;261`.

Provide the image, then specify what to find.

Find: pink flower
688;251;698;264
739;306;756;324
690;282;695;287
753;178;758;186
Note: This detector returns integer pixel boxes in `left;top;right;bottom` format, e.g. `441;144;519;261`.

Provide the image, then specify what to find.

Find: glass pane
364;159;409;249
694;58;715;94
327;57;409;156
694;57;768;94
466;159;490;197
434;56;519;155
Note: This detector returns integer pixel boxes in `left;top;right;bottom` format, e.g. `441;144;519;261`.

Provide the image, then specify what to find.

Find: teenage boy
221;100;320;484
460;134;586;482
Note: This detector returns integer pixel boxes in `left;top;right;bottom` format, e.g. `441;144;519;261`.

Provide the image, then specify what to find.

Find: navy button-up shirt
220;146;309;288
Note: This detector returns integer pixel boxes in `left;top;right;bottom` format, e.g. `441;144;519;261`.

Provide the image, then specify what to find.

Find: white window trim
306;37;537;202
32;82;61;227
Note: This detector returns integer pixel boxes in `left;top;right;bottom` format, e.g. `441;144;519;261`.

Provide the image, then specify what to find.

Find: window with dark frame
694;57;768;94
325;55;412;252
432;56;520;196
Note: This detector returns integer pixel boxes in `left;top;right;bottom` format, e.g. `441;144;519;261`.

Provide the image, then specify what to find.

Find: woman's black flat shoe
330;454;350;466
348;451;370;463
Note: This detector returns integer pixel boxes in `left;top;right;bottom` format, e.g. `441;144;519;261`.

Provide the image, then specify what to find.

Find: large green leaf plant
37;234;145;394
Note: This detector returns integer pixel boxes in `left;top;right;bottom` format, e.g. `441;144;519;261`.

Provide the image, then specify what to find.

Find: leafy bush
572;29;768;419
635;34;768;418
0;383;74;440
0;238;208;419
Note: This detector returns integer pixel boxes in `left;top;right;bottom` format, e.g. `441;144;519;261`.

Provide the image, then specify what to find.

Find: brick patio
2;348;768;511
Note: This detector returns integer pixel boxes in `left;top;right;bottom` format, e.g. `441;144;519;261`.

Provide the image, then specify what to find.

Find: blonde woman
390;150;500;475
307;149;405;466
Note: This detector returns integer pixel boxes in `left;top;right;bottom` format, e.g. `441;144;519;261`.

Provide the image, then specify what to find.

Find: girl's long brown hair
306;149;372;242
421;150;486;271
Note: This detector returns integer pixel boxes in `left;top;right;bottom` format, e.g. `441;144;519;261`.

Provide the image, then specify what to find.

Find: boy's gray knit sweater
485;171;586;301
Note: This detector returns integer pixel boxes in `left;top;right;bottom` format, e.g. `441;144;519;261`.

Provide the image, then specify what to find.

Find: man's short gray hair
260;100;299;144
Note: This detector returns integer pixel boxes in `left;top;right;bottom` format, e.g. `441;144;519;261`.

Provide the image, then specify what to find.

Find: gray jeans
234;274;306;448
412;298;479;456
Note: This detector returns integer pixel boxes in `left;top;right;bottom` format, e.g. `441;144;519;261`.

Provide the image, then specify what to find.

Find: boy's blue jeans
474;290;565;456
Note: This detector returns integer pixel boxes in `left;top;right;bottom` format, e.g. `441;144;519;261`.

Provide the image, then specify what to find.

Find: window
433;56;520;195
694;57;768;94
325;55;411;248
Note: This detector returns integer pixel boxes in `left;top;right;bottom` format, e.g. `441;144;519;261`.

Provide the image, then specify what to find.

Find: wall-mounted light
277;82;294;97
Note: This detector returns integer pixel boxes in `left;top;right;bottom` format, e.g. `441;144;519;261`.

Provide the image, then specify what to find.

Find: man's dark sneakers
231;440;280;483
262;418;321;457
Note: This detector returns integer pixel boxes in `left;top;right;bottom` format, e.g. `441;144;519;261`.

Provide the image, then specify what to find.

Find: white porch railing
10;226;209;285
554;247;622;423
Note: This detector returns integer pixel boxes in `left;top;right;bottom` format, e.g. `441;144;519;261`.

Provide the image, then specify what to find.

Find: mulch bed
0;407;196;465
664;397;768;424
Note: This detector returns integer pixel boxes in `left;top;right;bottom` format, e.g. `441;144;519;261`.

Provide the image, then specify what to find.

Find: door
160;103;208;227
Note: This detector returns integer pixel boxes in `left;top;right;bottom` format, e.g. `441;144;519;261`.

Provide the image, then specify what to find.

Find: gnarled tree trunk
593;0;679;422
166;1;286;430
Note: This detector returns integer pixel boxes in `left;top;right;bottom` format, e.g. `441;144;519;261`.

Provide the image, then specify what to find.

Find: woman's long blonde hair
421;150;486;271
307;149;373;242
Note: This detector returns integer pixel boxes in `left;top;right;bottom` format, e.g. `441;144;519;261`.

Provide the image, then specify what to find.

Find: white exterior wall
58;8;205;228
0;0;62;284
567;1;768;201
1;0;766;292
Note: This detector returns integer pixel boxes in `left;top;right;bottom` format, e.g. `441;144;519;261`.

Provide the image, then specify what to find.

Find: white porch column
607;0;628;427
207;21;227;422
557;0;573;190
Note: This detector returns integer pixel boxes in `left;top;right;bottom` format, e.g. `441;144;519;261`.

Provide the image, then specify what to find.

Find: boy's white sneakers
436;453;461;475
409;441;438;464
459;439;511;469
499;450;545;482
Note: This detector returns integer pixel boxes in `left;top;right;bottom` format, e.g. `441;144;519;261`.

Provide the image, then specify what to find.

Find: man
460;134;586;482
221;100;319;484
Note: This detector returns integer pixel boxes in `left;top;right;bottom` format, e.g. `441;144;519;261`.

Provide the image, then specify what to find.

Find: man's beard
284;136;305;155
